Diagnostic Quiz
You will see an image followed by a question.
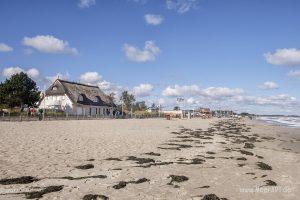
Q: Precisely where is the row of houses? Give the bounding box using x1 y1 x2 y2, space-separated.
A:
39 79 237 118
39 79 116 116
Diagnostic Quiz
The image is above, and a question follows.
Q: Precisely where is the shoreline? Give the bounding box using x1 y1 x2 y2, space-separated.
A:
0 118 299 199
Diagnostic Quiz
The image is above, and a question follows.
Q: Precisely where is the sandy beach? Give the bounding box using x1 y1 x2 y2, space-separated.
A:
0 118 299 200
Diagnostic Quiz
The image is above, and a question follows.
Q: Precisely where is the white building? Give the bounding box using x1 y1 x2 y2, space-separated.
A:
39 79 116 116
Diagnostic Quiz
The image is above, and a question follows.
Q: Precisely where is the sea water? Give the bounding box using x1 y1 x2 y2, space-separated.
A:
259 116 300 128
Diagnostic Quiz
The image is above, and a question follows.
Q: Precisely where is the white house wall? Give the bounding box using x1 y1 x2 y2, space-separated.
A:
74 106 114 116
40 94 115 116
39 94 73 112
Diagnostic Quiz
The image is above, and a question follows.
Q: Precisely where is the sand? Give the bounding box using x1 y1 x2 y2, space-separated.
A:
0 118 299 200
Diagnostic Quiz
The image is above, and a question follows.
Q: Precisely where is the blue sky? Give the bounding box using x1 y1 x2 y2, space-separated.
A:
1 0 300 115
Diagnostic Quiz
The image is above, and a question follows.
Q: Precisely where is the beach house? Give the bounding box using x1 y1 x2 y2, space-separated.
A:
39 79 116 116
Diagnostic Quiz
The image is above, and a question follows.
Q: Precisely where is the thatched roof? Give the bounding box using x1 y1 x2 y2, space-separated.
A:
45 79 115 107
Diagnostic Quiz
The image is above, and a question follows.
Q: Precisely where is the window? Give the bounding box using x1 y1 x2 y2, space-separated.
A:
52 86 57 91
78 94 84 101
94 96 101 103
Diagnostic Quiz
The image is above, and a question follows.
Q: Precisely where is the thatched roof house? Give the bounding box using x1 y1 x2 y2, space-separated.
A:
40 79 116 116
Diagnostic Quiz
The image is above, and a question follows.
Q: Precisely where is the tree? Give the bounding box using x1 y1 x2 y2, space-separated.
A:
151 103 157 109
0 83 6 109
107 92 115 103
0 72 40 109
173 106 180 111
120 91 135 112
133 101 147 111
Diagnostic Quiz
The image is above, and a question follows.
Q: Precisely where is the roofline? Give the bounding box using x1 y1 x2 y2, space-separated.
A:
56 79 99 88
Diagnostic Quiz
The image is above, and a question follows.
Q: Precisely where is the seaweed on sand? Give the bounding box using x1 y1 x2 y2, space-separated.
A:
204 156 215 159
244 143 255 149
164 143 193 149
113 181 127 189
83 194 109 200
144 152 161 156
236 157 247 161
206 151 216 154
132 178 149 184
257 162 272 170
176 136 191 139
0 176 39 185
24 185 64 199
191 158 206 164
157 146 181 151
113 178 149 189
240 150 254 156
201 194 221 200
105 157 122 161
168 175 189 185
126 156 155 164
196 185 210 189
137 161 174 168
59 175 107 180
112 168 122 170
75 164 94 170
177 158 206 165
264 180 277 186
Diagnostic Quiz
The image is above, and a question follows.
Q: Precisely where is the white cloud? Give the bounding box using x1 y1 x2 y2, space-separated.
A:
288 70 300 78
162 84 201 97
123 40 161 62
26 68 40 79
22 35 78 55
78 71 124 98
78 0 96 8
259 81 279 90
158 98 165 105
162 85 243 100
144 14 164 25
133 83 154 97
186 97 200 105
2 67 39 80
202 87 244 99
79 72 102 85
264 48 300 66
2 67 23 78
166 0 199 13
98 80 123 95
254 94 297 106
0 43 13 52
160 83 300 114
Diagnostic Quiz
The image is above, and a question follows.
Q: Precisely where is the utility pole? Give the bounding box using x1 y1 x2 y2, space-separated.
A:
43 85 46 120
158 104 161 117
121 98 124 117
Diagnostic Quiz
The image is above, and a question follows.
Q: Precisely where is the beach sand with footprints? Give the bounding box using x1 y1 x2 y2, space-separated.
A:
0 118 299 200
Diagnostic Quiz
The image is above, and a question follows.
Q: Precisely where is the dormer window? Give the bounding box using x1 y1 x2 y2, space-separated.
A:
78 94 84 102
52 86 57 91
93 96 101 103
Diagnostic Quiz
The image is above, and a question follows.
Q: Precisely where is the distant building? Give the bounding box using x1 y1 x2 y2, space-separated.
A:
39 79 116 116
194 108 212 118
213 110 236 118
161 110 183 118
